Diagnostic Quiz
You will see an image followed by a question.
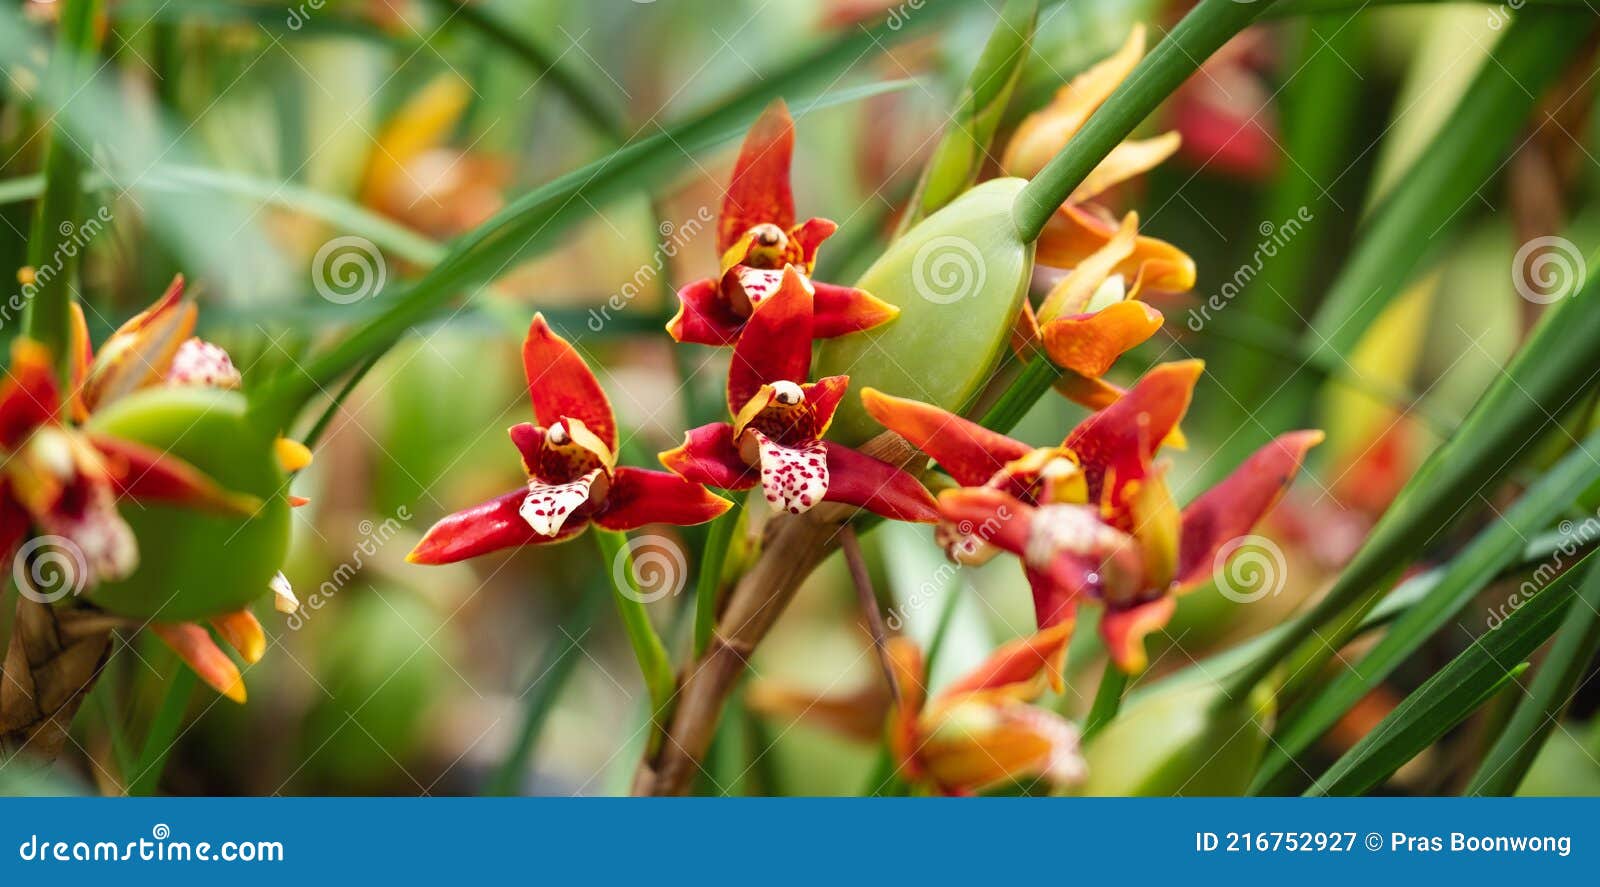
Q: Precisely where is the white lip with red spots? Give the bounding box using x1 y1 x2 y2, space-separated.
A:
1023 504 1129 572
752 430 827 515
167 338 242 390
519 468 601 536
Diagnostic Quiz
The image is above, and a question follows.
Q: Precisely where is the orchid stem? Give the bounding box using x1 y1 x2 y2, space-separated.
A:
693 502 742 659
301 354 379 450
594 529 676 737
1012 0 1279 243
978 354 1060 433
1082 664 1127 741
841 526 899 706
126 665 196 797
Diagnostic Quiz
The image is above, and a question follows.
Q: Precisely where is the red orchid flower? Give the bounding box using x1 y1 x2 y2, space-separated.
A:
864 360 1321 673
667 100 898 346
409 315 733 565
661 268 937 523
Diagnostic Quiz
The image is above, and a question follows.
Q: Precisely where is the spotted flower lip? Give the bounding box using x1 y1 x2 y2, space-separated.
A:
866 359 1321 673
408 315 732 566
666 100 899 346
661 268 937 523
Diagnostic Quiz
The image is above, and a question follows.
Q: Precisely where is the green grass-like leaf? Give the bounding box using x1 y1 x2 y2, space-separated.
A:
1305 553 1593 797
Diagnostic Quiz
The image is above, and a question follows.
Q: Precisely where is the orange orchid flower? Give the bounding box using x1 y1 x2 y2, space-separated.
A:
865 360 1321 673
661 269 937 523
667 100 899 346
409 315 733 565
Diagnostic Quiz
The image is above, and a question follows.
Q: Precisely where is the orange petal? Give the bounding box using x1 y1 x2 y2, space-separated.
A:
860 387 1033 487
917 698 1085 795
1040 300 1164 379
152 622 246 703
80 275 195 413
1037 212 1139 321
1099 595 1177 674
68 302 91 422
1054 369 1125 412
941 621 1075 699
812 282 899 338
718 100 796 255
1070 132 1182 205
1066 360 1203 503
274 437 313 472
359 75 471 209
210 609 266 665
1001 25 1146 178
523 314 617 452
746 678 893 744
1037 203 1196 295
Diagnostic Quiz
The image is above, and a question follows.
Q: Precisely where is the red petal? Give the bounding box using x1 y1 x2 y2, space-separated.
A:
1039 301 1164 379
805 375 850 436
523 314 616 451
790 217 837 269
935 487 1035 556
407 488 586 565
1066 359 1202 500
718 100 795 255
1175 430 1323 589
1028 560 1089 634
1099 595 1177 673
667 277 747 346
152 622 246 703
659 423 757 490
812 282 900 338
508 422 544 476
727 268 813 413
89 433 260 515
822 443 938 523
594 467 732 530
209 609 266 664
861 387 1033 487
0 339 60 448
0 484 29 566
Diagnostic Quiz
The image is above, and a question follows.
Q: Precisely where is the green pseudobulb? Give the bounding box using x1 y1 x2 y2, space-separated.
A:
85 387 291 621
1081 680 1275 797
816 177 1034 445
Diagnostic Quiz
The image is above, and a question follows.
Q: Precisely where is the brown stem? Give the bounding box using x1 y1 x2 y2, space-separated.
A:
633 431 919 795
840 525 899 706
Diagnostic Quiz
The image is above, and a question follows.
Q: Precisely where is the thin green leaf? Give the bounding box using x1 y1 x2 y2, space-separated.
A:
1305 554 1593 796
1304 11 1596 363
1222 242 1600 703
694 502 743 659
1467 553 1600 796
594 529 676 743
1253 427 1600 793
897 0 1036 234
127 665 197 797
1083 664 1128 740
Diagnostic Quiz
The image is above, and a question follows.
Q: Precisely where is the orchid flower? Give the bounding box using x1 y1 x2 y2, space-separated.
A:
667 100 898 346
409 315 732 565
864 360 1321 673
748 623 1085 796
57 276 310 702
661 268 937 522
1000 26 1198 409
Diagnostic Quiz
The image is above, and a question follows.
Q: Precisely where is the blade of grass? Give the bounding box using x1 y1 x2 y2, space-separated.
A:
1466 554 1600 796
20 0 102 375
126 666 196 797
1304 553 1594 796
1082 664 1128 740
1304 11 1596 366
1220 242 1600 705
1252 427 1600 793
